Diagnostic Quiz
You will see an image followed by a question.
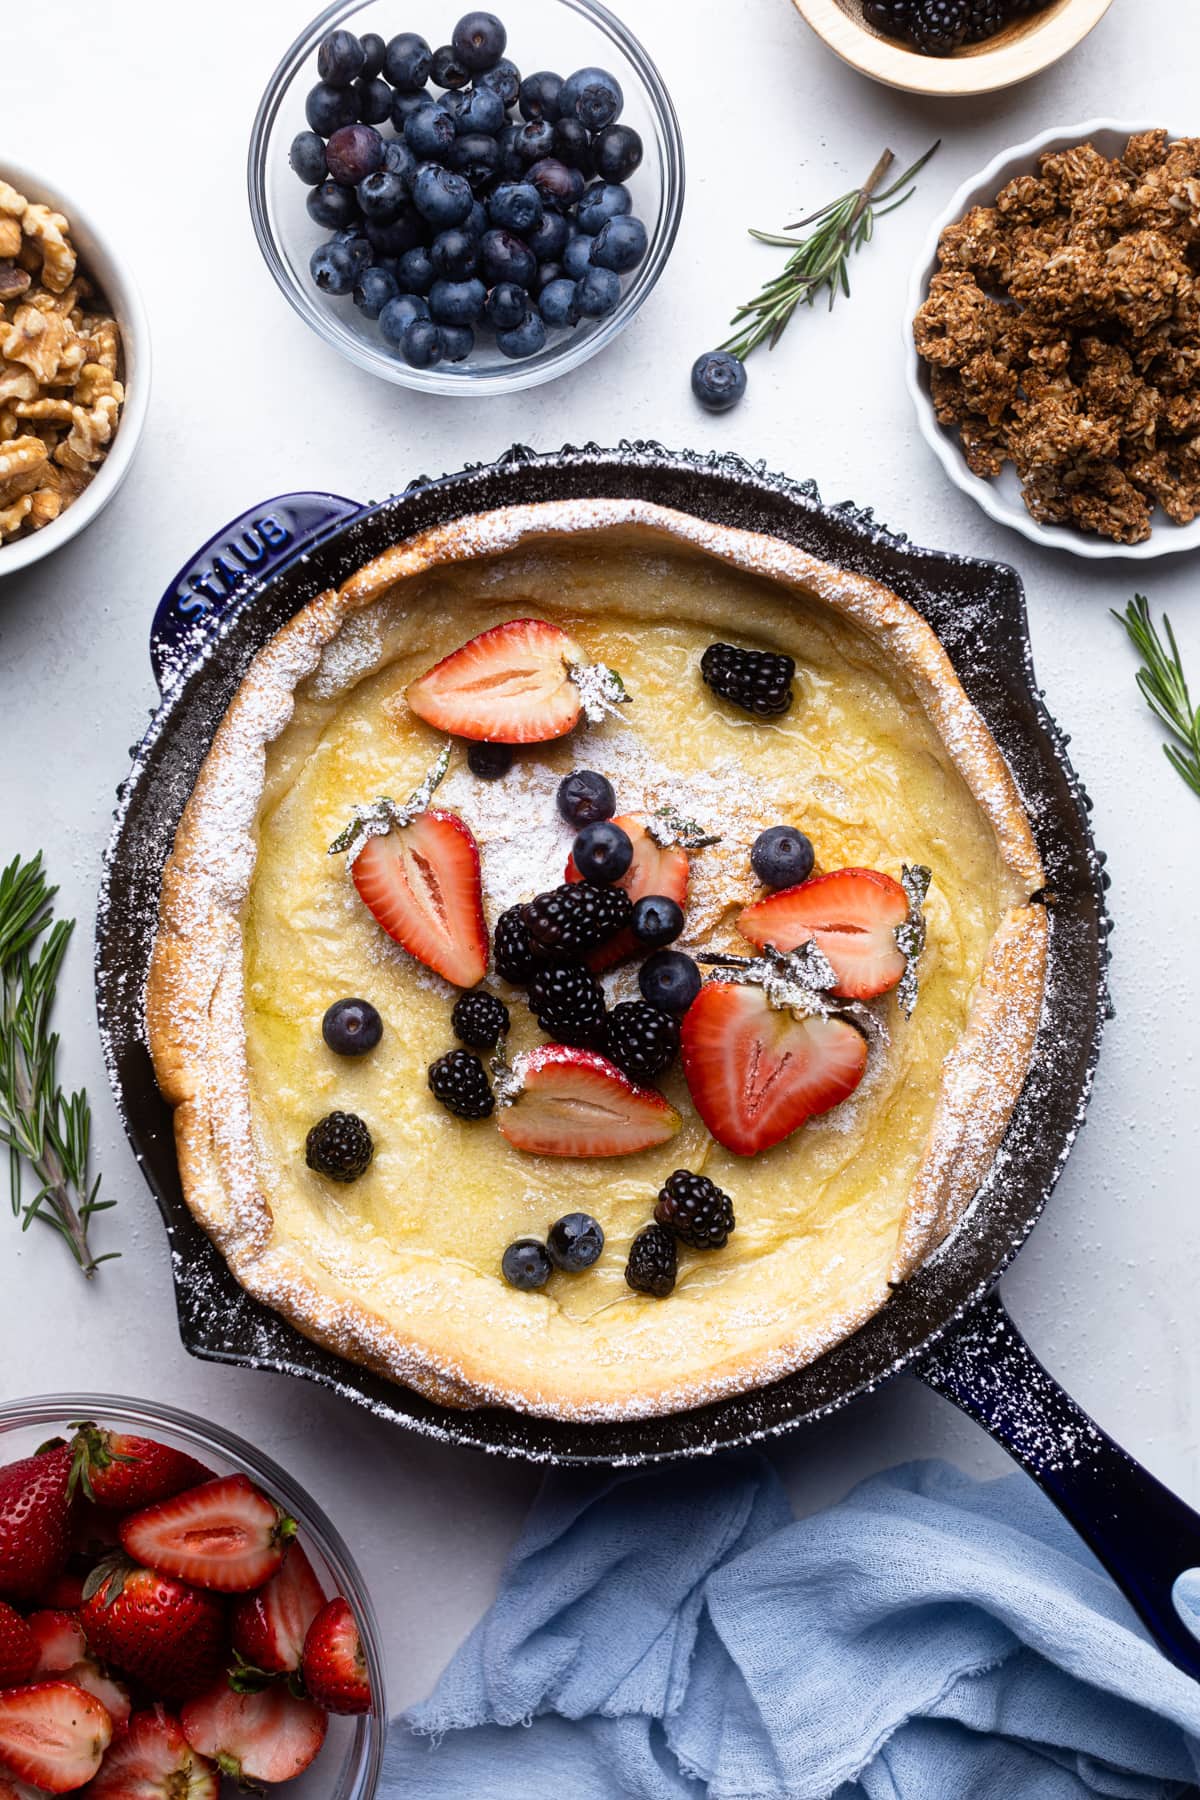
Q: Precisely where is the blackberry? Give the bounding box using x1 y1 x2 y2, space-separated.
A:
468 741 514 780
528 963 608 1048
625 1223 677 1297
526 883 632 958
605 1002 679 1085
428 1049 495 1119
654 1170 736 1250
700 643 794 718
862 0 915 37
494 905 539 984
451 989 510 1050
305 1111 373 1182
908 0 970 54
963 0 1005 39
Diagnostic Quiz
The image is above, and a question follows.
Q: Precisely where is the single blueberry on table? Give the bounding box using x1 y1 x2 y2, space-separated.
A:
354 77 393 125
309 241 359 295
591 214 647 273
488 181 543 236
431 227 479 279
325 123 384 186
360 31 386 79
458 84 505 134
501 1238 551 1291
412 162 474 227
573 821 633 884
317 29 365 87
447 131 501 189
381 138 416 183
289 130 328 186
552 116 594 174
631 895 685 949
354 265 400 319
496 312 547 359
539 276 580 327
527 157 583 210
485 281 528 331
750 826 815 889
429 276 487 324
451 11 507 74
639 950 702 1017
546 1213 604 1272
526 207 568 261
306 178 360 230
357 168 407 223
691 349 747 413
305 81 359 137
379 293 431 345
365 205 426 256
405 103 457 160
397 245 436 294
562 233 594 280
557 770 615 826
402 317 444 367
431 43 470 89
467 740 513 777
322 997 383 1055
560 66 623 131
477 57 521 108
519 69 563 122
479 228 537 290
514 119 557 165
385 31 433 92
440 323 476 362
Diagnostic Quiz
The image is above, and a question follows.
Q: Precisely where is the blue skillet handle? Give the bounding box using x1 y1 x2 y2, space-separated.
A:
918 1290 1200 1680
149 491 363 693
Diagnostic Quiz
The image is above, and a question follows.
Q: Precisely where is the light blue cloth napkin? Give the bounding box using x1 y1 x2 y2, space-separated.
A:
384 1456 1200 1799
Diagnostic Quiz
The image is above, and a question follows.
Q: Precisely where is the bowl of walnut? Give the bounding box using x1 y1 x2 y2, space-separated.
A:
907 122 1200 559
0 161 150 577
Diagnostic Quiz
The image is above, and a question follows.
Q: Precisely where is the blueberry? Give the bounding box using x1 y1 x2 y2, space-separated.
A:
357 168 407 223
552 117 594 175
405 104 456 160
489 182 543 236
447 132 502 190
573 821 633 883
562 234 593 280
432 227 478 279
354 265 400 318
310 242 359 295
379 293 431 345
691 350 747 413
546 1212 604 1272
631 895 685 948
391 89 433 129
431 43 470 89
451 11 507 73
438 87 472 129
440 323 476 362
496 123 526 180
539 276 579 327
560 66 623 131
305 81 358 137
464 199 489 239
536 261 565 291
385 31 433 92
750 827 815 889
331 228 372 276
479 228 537 290
306 179 360 230
322 996 383 1055
360 32 386 79
354 76 394 125
477 57 522 108
577 181 631 235
496 314 546 358
526 208 568 261
639 950 701 1017
318 29 365 87
485 281 528 330
382 139 416 182
557 770 615 825
575 264 622 317
402 317 444 368
501 1237 551 1290
325 123 384 186
519 70 563 122
527 158 583 210
429 276 487 324
366 207 425 256
412 163 474 228
591 214 647 273
593 123 643 185
458 85 506 134
515 119 557 165
289 130 328 185
468 740 514 777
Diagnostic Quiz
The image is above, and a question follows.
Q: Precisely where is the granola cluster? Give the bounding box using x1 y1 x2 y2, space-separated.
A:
913 131 1200 544
0 180 124 544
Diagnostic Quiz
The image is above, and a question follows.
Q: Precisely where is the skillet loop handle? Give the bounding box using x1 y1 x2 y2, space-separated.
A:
918 1290 1200 1679
148 491 362 694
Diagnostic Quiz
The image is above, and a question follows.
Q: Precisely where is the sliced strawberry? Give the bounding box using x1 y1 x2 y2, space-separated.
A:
87 1704 218 1799
681 983 868 1155
0 1603 36 1687
230 1542 325 1677
0 1681 112 1792
0 1445 74 1603
180 1683 327 1786
27 1610 87 1675
69 1426 212 1513
353 809 488 988
498 1045 681 1158
119 1476 294 1597
738 868 909 1001
406 618 586 742
301 1597 371 1717
566 817 690 970
80 1563 228 1703
62 1660 130 1738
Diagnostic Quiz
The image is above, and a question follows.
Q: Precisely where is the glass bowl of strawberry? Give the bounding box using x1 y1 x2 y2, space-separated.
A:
0 1395 385 1797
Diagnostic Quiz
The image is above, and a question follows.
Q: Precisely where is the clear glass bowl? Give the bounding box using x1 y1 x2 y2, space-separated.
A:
248 0 684 394
0 1395 386 1800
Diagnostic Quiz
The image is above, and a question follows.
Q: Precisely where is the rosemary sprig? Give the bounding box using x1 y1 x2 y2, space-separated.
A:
0 853 116 1276
1113 597 1200 799
721 141 940 362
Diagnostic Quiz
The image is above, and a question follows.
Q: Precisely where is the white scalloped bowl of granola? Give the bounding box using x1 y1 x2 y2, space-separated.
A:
905 120 1200 561
0 160 151 578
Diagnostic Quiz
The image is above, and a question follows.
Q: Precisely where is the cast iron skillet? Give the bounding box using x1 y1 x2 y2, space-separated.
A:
97 442 1200 1677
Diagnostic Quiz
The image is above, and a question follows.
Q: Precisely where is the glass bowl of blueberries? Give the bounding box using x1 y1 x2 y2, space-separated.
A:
249 1 684 392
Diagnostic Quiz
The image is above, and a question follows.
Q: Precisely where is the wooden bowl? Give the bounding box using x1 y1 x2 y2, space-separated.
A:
791 0 1114 96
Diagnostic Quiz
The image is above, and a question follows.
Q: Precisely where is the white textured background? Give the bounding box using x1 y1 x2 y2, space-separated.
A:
2 0 1199 1718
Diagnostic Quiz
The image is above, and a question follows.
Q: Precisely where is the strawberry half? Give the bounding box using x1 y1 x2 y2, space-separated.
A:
27 1610 87 1675
738 868 909 1001
68 1425 212 1513
0 1681 112 1793
80 1562 228 1703
62 1660 131 1738
498 1045 681 1158
119 1475 295 1596
407 618 614 743
87 1704 218 1799
681 983 868 1155
0 1444 74 1603
0 1601 36 1687
180 1683 327 1786
566 817 690 971
231 1542 326 1677
352 808 488 989
301 1596 372 1716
